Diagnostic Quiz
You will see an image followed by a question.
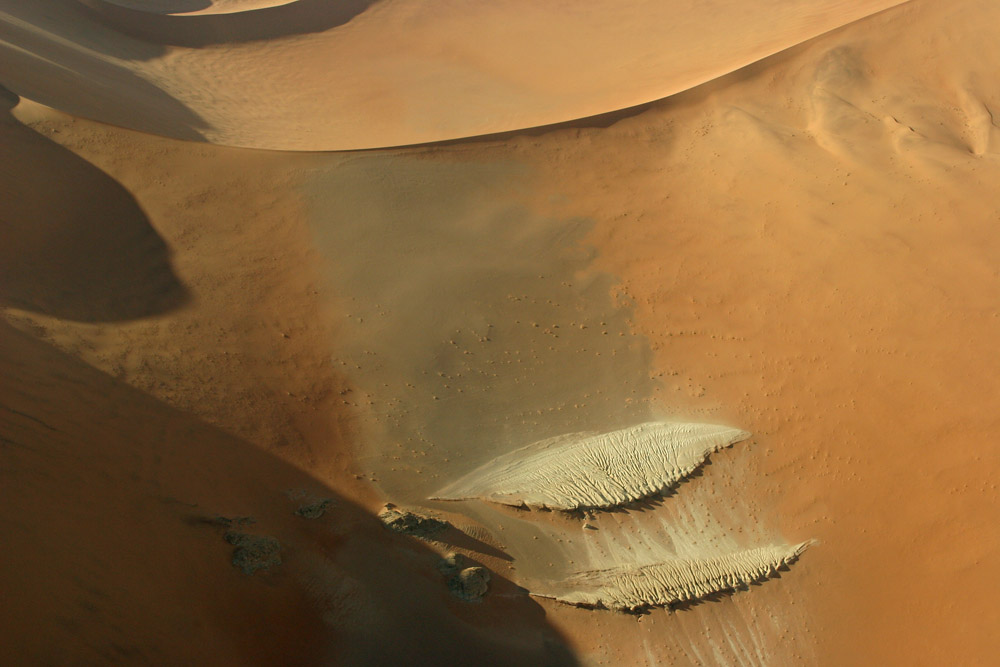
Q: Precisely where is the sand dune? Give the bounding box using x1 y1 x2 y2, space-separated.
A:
433 422 751 510
0 88 187 321
1 0 905 149
0 319 577 664
4 0 999 663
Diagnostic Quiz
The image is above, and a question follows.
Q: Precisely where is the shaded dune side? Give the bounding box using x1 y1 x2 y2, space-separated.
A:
0 0 908 149
0 92 188 321
542 542 811 612
432 422 750 510
99 0 299 15
0 320 580 665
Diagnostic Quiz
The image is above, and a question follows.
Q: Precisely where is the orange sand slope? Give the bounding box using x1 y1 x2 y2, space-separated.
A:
0 322 575 665
0 0 904 149
3 0 1000 664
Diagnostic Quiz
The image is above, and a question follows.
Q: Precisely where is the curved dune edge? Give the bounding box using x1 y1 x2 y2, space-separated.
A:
97 0 298 15
431 422 750 511
536 542 812 612
0 0 909 150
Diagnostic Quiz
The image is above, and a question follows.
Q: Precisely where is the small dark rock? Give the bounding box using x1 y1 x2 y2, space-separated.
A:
378 503 449 538
295 498 334 519
224 532 281 574
438 552 490 602
448 567 491 602
210 515 256 528
437 551 464 574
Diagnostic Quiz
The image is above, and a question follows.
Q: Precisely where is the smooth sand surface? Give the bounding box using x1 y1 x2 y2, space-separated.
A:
101 0 299 15
1 0 903 149
3 0 999 663
511 1 1000 661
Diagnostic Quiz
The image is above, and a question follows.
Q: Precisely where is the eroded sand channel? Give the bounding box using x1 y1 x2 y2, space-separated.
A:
302 151 808 617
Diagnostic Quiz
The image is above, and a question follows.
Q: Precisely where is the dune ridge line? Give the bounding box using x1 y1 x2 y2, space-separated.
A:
431 421 751 510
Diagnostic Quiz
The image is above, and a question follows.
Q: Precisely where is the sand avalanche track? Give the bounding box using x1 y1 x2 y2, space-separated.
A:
544 543 811 612
433 422 751 510
0 0 906 149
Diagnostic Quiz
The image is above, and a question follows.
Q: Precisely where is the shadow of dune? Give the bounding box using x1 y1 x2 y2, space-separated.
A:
0 1 209 140
0 321 578 664
85 0 377 46
103 0 212 13
433 524 513 562
0 97 188 321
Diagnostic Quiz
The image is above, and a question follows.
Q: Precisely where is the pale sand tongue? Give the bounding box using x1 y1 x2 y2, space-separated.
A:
432 422 750 510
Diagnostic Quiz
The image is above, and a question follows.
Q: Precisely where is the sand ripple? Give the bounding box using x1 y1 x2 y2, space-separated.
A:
432 422 750 510
0 0 906 149
545 542 811 611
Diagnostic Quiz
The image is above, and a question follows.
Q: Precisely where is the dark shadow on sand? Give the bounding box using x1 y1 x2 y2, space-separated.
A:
0 1 210 140
104 0 212 13
0 321 579 664
0 92 189 321
431 524 513 563
87 0 378 46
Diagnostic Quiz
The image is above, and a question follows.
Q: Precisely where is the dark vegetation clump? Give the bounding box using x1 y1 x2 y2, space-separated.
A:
378 503 449 538
295 498 334 519
224 531 281 574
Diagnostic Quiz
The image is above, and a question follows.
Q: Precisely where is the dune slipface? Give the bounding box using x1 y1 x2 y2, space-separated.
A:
100 1 298 14
432 422 751 510
0 0 907 149
543 542 811 612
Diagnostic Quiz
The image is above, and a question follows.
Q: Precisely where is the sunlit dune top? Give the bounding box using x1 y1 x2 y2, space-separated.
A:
0 0 908 149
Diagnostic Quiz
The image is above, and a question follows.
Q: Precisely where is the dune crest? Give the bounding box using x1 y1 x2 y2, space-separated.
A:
432 422 751 510
541 542 812 612
0 0 907 149
100 1 298 15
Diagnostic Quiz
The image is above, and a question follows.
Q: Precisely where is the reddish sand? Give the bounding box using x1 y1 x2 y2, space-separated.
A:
516 1 1000 661
0 0 903 148
3 0 999 664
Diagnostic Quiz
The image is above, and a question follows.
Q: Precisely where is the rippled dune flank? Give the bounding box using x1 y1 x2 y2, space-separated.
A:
543 543 811 612
0 0 905 148
4 0 1000 663
433 422 750 510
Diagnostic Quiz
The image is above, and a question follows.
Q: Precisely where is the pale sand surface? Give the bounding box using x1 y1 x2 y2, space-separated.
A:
432 422 751 510
3 0 1000 663
0 0 902 149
